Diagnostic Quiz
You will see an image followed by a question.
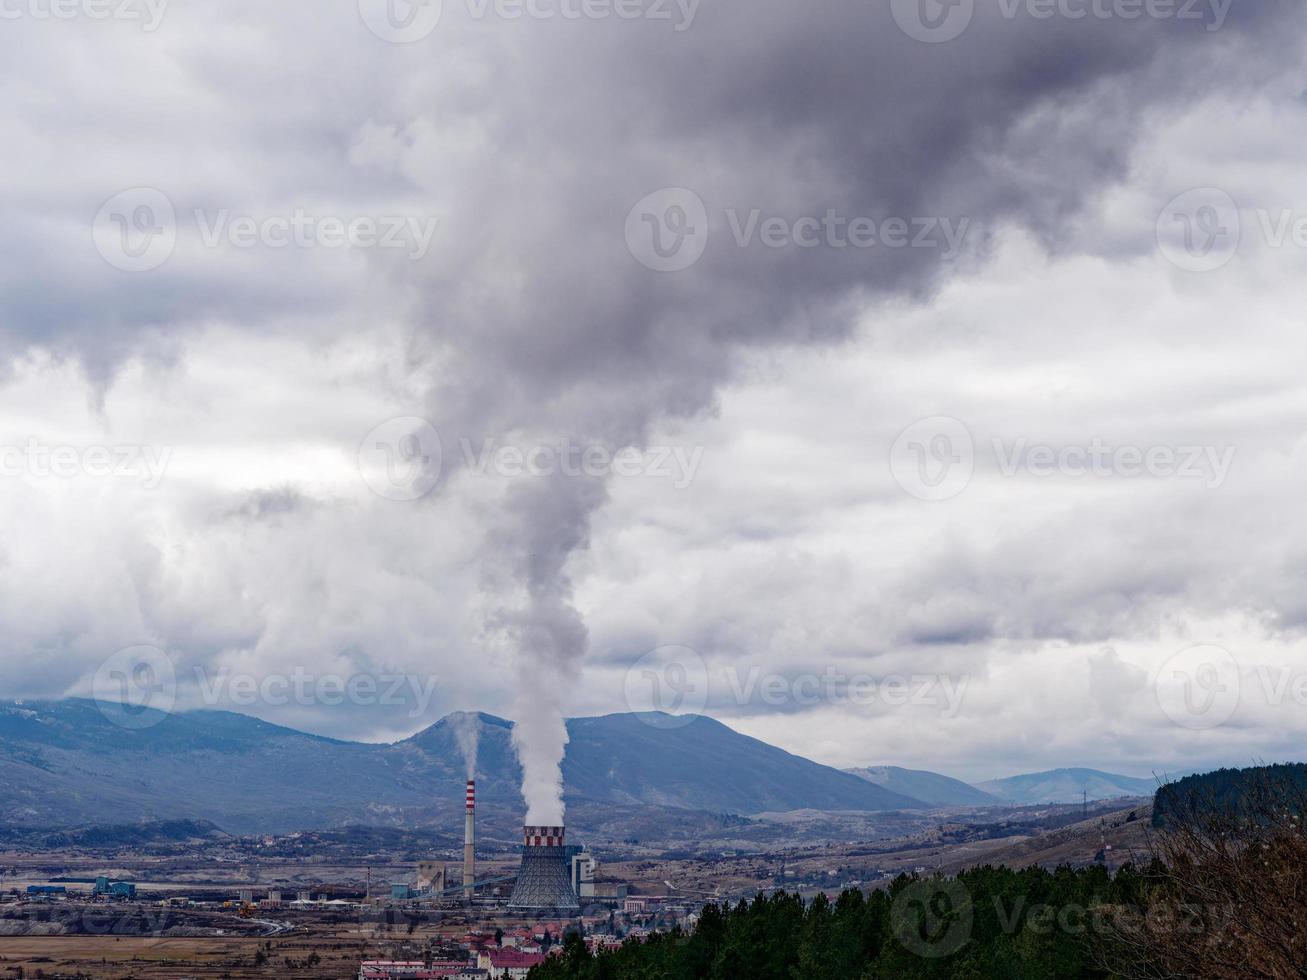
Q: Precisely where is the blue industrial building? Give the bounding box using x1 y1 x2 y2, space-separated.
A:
93 876 136 899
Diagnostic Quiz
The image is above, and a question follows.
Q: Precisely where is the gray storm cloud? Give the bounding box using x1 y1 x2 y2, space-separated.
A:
0 0 1303 787
384 1 1303 820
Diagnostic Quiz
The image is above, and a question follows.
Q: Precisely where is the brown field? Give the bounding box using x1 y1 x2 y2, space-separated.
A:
0 922 455 979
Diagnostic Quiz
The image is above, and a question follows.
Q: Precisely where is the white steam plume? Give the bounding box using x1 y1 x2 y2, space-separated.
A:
490 473 605 826
448 711 481 780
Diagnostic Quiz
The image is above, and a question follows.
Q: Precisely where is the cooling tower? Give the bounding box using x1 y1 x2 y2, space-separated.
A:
463 780 475 899
508 825 580 912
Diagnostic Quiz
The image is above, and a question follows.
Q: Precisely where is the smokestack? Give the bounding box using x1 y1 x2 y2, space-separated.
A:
463 779 475 899
508 824 580 912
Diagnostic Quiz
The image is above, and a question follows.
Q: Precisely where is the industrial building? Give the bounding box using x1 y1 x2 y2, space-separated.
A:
93 876 136 899
377 781 625 915
508 826 580 912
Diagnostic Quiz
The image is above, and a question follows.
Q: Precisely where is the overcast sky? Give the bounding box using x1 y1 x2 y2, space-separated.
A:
3 0 1307 782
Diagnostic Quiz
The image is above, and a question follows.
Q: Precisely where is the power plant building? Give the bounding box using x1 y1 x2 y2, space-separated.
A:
508 825 580 912
570 850 596 899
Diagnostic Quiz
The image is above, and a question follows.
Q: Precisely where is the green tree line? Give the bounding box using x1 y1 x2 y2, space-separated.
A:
531 862 1163 980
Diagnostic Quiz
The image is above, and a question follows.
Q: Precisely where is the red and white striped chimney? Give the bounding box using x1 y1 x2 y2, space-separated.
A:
463 780 475 898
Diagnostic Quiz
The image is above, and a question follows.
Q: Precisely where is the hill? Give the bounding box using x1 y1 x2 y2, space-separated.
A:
977 768 1158 804
845 766 999 806
937 802 1154 873
1152 762 1307 828
566 714 923 813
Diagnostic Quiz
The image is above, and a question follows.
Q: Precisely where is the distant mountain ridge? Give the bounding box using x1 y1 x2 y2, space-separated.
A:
977 768 1159 805
845 766 1001 806
0 700 922 834
0 700 1188 835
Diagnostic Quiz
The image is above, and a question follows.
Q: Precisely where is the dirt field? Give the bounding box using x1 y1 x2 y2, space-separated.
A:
0 923 444 978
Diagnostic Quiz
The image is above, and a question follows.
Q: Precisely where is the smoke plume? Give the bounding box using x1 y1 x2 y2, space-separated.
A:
402 3 1301 829
447 711 481 780
489 475 606 825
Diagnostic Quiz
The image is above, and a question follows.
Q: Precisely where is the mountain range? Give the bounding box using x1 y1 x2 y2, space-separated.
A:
0 700 1165 836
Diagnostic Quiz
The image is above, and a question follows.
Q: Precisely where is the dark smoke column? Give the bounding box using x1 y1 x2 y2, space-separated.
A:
507 825 580 912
